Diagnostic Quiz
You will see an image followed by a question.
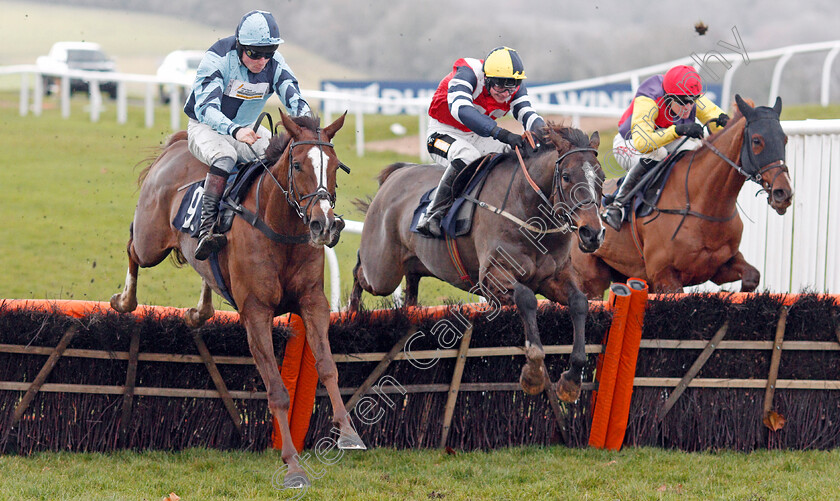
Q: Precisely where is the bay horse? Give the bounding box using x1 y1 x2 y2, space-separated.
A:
573 95 794 297
349 125 604 403
110 112 364 489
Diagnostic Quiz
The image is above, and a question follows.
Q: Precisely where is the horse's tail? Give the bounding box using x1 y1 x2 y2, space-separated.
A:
137 131 188 188
377 162 413 186
352 196 372 215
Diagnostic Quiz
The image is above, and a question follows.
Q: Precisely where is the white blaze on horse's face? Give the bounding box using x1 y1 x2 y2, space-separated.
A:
307 147 333 216
582 162 599 206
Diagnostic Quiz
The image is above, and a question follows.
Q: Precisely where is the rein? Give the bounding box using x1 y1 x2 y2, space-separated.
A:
465 135 598 235
646 117 787 240
227 123 342 245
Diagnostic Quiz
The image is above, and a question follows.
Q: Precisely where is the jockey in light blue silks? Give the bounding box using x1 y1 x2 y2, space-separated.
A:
184 10 311 260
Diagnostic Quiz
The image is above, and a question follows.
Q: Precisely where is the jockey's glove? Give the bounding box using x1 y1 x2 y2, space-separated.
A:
674 122 704 139
717 113 730 127
493 128 525 149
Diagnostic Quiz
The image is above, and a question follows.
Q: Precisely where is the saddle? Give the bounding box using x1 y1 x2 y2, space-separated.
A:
172 160 265 239
602 150 687 222
410 154 501 238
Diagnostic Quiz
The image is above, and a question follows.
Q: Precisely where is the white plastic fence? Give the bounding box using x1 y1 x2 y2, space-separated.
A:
733 119 840 294
5 39 840 161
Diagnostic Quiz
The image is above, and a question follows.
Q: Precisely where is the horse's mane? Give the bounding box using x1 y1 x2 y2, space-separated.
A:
264 114 323 165
545 122 593 151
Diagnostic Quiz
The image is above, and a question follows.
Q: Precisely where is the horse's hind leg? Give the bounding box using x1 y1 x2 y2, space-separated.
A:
185 280 215 328
348 250 365 312
513 283 547 395
110 237 139 313
403 273 421 307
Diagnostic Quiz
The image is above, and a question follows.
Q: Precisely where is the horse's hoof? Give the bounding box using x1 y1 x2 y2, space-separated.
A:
556 371 581 403
110 293 136 313
337 432 367 450
519 363 545 395
184 308 205 329
284 471 311 489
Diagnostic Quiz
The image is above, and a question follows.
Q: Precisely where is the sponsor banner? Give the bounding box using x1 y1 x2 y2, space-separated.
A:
320 80 722 115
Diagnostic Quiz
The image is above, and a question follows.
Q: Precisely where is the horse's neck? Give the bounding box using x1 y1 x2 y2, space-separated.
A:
507 152 555 209
680 120 746 213
259 165 307 233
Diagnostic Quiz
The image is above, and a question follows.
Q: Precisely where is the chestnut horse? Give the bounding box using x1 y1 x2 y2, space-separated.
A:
573 95 794 297
349 125 604 403
110 112 363 489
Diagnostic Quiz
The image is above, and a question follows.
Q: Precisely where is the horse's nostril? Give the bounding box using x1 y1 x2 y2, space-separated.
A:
773 189 788 202
310 220 322 234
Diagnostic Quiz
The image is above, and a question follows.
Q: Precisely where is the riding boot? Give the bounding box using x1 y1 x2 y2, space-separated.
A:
194 169 230 261
601 158 655 231
416 159 466 237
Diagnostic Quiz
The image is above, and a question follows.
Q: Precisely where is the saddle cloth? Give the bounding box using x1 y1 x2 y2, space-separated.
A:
172 161 264 238
409 155 500 238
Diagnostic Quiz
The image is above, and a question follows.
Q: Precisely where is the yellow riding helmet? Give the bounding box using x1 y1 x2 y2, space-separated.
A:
483 47 527 80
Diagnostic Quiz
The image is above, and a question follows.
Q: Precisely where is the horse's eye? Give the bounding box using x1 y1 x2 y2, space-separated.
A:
752 137 761 145
562 173 571 183
292 162 302 171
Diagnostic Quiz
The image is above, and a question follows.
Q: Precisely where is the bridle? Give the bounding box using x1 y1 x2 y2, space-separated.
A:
701 116 789 196
283 135 340 224
230 118 349 245
549 146 601 230
651 115 789 241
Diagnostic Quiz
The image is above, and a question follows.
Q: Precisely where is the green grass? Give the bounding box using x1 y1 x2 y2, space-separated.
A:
0 446 837 500
2 94 839 311
0 91 470 310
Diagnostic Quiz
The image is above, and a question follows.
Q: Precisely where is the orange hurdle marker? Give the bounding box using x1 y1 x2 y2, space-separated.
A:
605 278 648 450
588 283 632 449
272 314 319 453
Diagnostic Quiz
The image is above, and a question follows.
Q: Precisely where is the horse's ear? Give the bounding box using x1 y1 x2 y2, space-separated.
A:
772 96 783 115
735 94 754 120
324 111 347 140
589 131 600 150
280 110 302 137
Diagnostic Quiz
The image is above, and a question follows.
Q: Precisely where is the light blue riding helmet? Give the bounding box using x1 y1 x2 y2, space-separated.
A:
235 10 284 46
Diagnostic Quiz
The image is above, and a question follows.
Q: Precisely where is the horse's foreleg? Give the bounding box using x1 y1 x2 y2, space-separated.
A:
242 306 308 488
571 250 614 300
651 268 684 293
710 252 760 292
110 240 139 313
300 293 366 450
185 280 215 328
513 282 546 395
540 270 589 403
556 286 588 403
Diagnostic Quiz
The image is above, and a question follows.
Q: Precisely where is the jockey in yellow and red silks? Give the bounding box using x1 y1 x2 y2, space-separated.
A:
601 65 730 231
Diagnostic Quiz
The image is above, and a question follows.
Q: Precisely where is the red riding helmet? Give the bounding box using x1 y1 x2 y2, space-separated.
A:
663 65 703 97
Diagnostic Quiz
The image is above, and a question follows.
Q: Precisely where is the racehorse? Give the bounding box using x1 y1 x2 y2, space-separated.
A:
572 95 794 297
110 112 364 488
349 125 604 402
